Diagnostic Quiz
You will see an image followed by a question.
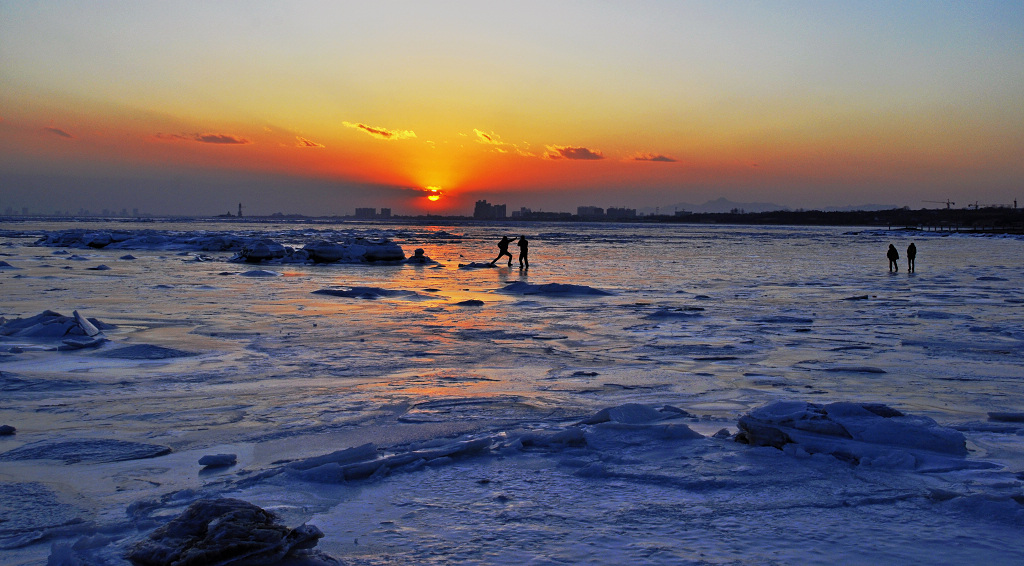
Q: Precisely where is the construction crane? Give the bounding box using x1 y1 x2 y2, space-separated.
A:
923 199 955 209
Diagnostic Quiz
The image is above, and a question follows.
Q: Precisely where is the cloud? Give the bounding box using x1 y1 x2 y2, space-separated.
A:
473 129 536 157
631 152 677 163
296 136 325 148
544 145 604 160
154 132 250 144
195 133 250 144
343 121 416 140
44 127 74 139
474 129 501 144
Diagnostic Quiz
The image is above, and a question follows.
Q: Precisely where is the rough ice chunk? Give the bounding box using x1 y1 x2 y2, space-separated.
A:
736 401 986 471
126 498 330 566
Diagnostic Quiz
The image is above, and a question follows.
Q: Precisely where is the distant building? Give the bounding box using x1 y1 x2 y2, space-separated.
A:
606 207 637 219
380 208 391 219
354 207 377 219
511 207 532 218
577 206 604 218
474 200 506 220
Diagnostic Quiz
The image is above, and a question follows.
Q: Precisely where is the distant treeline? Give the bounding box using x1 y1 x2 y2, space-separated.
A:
658 207 1024 233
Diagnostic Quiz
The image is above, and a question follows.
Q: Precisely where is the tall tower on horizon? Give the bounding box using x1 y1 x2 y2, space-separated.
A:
238 202 243 218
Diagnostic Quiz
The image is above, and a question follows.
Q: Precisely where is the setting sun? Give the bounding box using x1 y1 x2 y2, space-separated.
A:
426 187 442 202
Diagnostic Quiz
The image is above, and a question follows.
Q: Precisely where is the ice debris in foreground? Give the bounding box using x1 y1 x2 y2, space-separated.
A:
0 310 111 350
126 498 335 566
735 400 996 472
33 229 410 264
241 403 698 486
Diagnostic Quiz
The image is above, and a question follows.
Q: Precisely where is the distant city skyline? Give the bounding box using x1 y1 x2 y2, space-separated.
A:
2 2 1022 217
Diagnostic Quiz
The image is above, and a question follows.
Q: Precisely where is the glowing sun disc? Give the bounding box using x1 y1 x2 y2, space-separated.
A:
426 187 442 201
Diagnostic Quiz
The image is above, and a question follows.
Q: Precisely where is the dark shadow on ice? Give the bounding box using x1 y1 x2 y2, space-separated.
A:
312 287 420 300
499 281 613 296
96 344 198 360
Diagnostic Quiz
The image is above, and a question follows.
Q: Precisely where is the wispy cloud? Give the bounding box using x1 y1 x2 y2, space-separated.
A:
296 136 325 148
44 127 74 139
343 121 416 140
473 129 535 157
544 145 604 160
195 133 249 144
631 152 677 163
154 132 250 144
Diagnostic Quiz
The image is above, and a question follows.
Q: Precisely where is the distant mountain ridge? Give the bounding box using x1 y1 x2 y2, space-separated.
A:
641 198 900 215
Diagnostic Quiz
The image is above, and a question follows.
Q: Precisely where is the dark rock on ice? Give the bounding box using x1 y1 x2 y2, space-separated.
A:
404 248 437 264
735 401 987 471
239 269 281 277
120 254 137 260
0 438 171 464
500 281 613 296
457 262 497 269
199 453 237 468
0 425 14 435
0 260 18 269
455 299 485 306
127 498 331 566
97 344 197 360
87 264 111 270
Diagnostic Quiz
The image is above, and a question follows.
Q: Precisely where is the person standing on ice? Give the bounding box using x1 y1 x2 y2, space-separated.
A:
490 236 514 266
887 244 900 272
906 242 917 273
517 235 529 269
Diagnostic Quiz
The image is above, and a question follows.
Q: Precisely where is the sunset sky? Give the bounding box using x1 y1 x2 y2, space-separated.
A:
2 1 1022 216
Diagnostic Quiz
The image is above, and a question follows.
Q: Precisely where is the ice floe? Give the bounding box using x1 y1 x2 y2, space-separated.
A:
735 401 995 471
0 439 171 464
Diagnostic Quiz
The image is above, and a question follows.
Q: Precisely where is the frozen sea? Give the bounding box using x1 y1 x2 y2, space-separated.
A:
1 219 1024 565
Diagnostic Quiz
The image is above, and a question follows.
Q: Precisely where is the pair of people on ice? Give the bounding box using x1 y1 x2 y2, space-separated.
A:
490 236 528 269
887 242 916 272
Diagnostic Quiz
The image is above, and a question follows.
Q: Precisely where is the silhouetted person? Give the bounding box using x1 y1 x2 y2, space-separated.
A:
906 242 916 273
490 236 513 266
887 244 899 272
517 235 529 269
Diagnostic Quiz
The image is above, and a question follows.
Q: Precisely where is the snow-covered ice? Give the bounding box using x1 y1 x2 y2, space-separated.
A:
1 220 1024 564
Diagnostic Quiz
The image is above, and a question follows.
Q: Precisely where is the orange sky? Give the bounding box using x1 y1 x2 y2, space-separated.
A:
2 2 1022 216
